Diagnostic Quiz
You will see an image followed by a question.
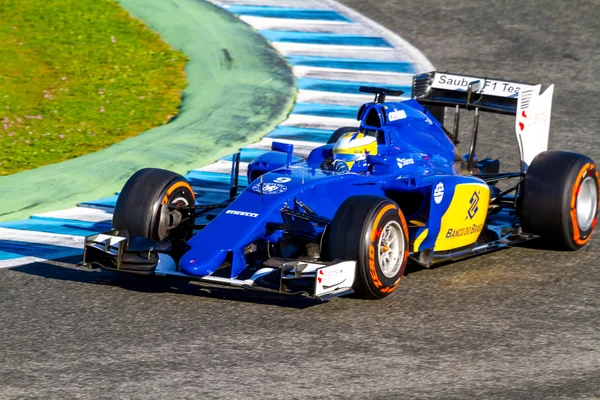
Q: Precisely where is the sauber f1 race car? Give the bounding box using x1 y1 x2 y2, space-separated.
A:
83 71 599 300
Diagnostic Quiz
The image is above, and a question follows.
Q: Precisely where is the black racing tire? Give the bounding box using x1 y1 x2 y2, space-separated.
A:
327 126 359 144
113 168 195 240
520 150 599 250
328 196 409 299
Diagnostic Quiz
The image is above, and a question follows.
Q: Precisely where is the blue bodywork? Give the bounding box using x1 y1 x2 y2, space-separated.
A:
178 98 505 278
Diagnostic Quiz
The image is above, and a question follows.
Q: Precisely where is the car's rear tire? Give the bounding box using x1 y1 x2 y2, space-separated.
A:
328 196 409 299
520 150 599 250
327 126 359 144
113 168 195 240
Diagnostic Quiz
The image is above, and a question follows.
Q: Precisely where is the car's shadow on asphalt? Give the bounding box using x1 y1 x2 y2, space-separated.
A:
401 237 570 275
10 257 322 309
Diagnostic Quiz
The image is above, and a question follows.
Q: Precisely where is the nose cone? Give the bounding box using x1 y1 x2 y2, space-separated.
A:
179 247 228 277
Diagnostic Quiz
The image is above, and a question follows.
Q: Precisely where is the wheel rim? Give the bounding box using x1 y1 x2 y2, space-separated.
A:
150 185 194 240
378 220 404 278
576 176 598 232
170 196 190 206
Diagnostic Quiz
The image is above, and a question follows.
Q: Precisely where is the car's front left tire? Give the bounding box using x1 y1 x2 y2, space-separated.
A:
113 168 195 241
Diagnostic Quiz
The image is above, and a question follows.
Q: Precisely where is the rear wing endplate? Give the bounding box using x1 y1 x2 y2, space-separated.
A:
412 71 554 170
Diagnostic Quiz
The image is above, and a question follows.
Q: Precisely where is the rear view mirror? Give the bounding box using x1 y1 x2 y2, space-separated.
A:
271 141 294 167
271 141 293 154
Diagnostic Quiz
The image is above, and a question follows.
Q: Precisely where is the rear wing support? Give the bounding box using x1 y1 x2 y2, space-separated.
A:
412 71 554 171
466 108 480 172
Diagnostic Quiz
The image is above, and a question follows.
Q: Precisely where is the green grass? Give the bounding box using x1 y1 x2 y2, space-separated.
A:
0 0 187 176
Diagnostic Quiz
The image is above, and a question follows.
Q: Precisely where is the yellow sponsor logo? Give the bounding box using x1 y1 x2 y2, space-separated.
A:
435 183 489 251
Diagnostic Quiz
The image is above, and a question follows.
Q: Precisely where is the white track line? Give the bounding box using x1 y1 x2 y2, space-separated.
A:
0 228 84 248
200 161 250 175
76 204 116 213
0 256 53 269
293 66 413 85
239 16 369 34
216 0 330 9
279 114 358 131
296 89 407 106
0 255 81 269
272 42 411 61
323 0 435 71
33 207 113 223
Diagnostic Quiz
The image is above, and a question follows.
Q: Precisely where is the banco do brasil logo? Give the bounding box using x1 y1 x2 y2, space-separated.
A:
467 191 479 219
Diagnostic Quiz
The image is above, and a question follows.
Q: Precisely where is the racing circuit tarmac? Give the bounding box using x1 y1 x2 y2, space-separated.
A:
1 0 599 398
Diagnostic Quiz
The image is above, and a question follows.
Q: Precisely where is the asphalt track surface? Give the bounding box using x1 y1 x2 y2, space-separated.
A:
1 1 599 398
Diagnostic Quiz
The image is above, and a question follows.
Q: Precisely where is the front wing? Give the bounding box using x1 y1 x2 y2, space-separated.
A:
83 230 356 300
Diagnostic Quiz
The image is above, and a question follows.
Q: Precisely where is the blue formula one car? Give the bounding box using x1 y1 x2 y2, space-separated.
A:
83 71 599 300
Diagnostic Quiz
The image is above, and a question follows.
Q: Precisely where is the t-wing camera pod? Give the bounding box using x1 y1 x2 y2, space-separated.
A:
359 86 405 104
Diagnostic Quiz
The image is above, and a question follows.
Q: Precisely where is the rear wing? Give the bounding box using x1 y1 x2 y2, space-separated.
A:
412 71 554 170
412 71 539 115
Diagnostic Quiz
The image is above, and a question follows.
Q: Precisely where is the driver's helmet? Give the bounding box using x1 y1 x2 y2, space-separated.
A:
332 131 378 171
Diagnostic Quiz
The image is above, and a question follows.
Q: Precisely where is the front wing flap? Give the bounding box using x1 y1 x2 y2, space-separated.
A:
83 230 168 275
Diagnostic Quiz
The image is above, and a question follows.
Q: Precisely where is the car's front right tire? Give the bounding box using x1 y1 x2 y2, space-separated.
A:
328 196 409 299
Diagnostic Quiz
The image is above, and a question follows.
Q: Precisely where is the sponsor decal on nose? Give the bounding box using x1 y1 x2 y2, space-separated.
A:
225 210 259 218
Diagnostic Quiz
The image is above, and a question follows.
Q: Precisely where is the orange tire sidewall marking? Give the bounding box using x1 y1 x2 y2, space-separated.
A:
370 204 396 242
368 204 408 293
368 244 383 289
162 181 195 205
570 163 596 245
